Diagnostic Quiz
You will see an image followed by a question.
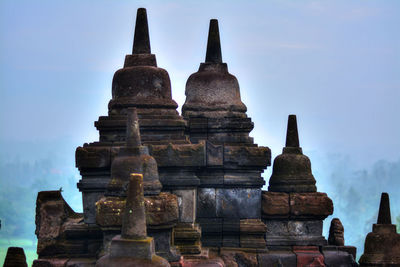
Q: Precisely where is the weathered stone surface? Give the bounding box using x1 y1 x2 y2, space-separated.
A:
4 247 28 267
328 218 344 246
96 192 178 227
35 191 101 258
148 143 206 167
293 246 325 267
257 247 297 267
216 188 261 219
206 141 223 166
240 219 267 233
173 223 202 255
146 193 179 226
239 219 267 248
33 258 69 267
224 145 271 168
264 220 327 246
172 189 196 223
110 236 155 259
96 255 170 267
65 258 97 267
321 246 358 267
289 192 333 219
76 146 112 169
222 219 240 247
149 229 180 262
262 191 290 218
180 258 224 267
220 249 258 267
197 188 217 218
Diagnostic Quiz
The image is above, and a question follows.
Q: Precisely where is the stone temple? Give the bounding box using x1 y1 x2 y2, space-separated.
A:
5 7 398 267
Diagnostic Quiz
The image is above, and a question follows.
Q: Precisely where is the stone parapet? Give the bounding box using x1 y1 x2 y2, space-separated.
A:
262 191 333 220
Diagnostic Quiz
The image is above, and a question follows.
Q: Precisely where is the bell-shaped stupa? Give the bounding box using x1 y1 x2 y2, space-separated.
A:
359 192 400 266
268 115 317 192
182 19 247 119
108 8 177 115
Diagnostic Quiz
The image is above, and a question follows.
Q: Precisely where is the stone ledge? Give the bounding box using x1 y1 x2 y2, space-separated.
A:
262 191 333 219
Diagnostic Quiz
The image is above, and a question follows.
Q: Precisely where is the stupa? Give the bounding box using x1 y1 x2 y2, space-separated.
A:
96 174 170 267
260 115 357 266
183 18 270 248
359 193 400 267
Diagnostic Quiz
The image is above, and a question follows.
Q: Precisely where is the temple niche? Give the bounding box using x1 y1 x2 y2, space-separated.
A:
9 6 395 267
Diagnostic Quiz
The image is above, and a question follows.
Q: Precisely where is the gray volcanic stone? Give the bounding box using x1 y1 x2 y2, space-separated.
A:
257 247 296 267
322 246 358 267
264 220 327 246
216 188 261 219
197 188 217 218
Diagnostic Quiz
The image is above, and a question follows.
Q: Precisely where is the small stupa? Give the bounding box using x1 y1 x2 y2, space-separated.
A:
268 115 316 192
96 174 170 267
359 192 400 266
105 108 161 196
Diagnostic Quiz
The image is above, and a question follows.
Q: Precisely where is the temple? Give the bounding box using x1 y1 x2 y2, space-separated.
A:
6 7 395 267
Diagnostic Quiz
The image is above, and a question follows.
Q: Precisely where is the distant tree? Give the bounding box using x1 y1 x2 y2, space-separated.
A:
397 215 400 233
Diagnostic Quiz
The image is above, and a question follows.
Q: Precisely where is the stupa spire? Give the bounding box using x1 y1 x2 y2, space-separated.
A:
126 108 141 148
132 8 151 54
377 192 391 224
205 19 222 63
285 115 300 147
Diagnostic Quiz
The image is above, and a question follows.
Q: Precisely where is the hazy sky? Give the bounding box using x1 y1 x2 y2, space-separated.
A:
1 0 399 166
0 1 399 263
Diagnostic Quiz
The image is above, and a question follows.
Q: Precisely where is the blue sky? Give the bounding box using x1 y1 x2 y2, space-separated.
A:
0 0 399 264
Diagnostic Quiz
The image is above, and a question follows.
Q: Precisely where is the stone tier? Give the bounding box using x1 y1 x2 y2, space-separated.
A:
95 112 189 145
173 223 202 255
76 141 269 224
186 116 255 145
239 219 267 249
262 191 333 246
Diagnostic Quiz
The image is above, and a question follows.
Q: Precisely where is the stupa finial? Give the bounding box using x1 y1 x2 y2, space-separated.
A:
377 192 391 224
205 19 222 63
132 8 151 54
126 108 141 148
285 115 300 148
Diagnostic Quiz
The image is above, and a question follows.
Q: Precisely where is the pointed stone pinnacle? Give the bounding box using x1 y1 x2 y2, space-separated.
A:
126 108 141 148
132 8 151 54
285 115 300 147
377 192 392 224
205 19 222 63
